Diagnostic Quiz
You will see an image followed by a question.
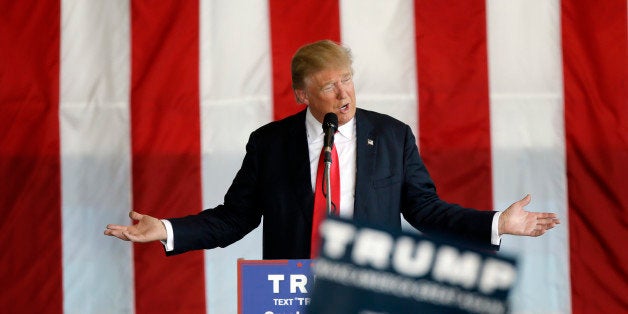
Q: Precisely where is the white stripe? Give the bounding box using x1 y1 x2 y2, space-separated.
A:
200 0 271 312
340 0 419 137
486 0 570 313
340 0 419 233
60 1 134 313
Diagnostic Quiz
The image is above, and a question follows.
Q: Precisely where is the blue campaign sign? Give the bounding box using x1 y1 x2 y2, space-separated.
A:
308 217 518 314
238 259 313 314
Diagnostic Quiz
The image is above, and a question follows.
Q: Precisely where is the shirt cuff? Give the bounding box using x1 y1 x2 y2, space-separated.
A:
491 211 502 246
160 219 174 251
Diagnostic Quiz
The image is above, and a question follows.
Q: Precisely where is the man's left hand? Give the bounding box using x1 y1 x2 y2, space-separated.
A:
499 194 560 236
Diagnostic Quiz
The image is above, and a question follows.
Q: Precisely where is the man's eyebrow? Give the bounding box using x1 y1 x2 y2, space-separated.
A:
321 73 352 86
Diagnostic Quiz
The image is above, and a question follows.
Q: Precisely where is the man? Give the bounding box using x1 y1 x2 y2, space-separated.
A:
105 40 559 259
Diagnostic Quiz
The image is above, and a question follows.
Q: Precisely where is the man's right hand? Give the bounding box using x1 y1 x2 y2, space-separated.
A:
104 211 167 242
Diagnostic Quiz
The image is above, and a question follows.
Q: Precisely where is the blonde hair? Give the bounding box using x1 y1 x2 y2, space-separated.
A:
291 40 353 90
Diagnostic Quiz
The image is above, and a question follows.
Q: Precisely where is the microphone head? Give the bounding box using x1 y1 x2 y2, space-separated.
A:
322 112 338 133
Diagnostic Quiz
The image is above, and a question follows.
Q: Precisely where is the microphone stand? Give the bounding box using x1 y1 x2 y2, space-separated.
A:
321 112 338 216
323 150 333 215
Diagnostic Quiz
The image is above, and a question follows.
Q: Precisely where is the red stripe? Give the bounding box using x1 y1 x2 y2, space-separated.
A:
562 0 628 312
0 1 63 313
269 0 341 121
130 2 205 313
414 0 493 210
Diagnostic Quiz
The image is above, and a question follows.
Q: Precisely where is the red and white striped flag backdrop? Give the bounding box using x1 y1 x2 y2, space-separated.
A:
1 0 626 313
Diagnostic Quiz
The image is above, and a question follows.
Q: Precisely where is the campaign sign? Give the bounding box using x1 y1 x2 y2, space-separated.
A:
238 259 313 314
308 217 518 314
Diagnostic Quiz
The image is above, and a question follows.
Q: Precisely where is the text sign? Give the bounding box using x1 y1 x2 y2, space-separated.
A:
308 217 518 314
238 259 313 314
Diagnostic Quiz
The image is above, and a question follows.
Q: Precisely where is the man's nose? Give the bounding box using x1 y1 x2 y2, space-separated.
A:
335 83 349 99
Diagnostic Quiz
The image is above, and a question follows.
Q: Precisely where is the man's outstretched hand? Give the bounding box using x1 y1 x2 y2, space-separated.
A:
104 211 167 242
499 194 560 236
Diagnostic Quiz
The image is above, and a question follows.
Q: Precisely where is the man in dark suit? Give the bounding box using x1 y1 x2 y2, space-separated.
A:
105 40 559 259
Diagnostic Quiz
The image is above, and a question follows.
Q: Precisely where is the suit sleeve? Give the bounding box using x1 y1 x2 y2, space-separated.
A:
165 132 264 256
399 124 497 249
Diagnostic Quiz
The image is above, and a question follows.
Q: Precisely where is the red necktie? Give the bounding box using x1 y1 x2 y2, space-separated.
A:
310 143 340 258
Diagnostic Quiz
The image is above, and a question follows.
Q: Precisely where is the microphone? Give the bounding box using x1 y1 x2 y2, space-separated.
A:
322 113 338 162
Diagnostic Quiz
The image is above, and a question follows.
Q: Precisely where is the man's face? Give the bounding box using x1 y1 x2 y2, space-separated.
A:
295 67 357 126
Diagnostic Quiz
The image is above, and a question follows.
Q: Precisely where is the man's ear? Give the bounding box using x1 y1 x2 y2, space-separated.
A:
294 89 308 105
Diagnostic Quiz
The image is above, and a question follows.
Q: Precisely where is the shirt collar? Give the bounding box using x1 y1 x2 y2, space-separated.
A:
305 107 355 143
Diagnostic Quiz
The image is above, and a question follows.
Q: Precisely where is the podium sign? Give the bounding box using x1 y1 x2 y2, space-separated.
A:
308 217 518 314
237 218 517 314
237 259 313 314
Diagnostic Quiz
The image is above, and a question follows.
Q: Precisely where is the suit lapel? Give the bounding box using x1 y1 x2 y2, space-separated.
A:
354 109 377 221
287 109 378 224
286 110 315 224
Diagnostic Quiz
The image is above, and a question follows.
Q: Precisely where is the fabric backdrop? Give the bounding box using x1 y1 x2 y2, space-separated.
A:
1 0 626 313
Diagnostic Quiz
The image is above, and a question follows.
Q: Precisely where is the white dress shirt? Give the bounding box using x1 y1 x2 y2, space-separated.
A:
305 107 356 218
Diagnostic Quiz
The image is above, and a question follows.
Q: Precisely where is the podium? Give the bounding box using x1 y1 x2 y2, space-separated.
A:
238 217 517 314
238 259 313 313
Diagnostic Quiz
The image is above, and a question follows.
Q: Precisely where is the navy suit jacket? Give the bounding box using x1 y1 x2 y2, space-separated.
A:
167 108 496 259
